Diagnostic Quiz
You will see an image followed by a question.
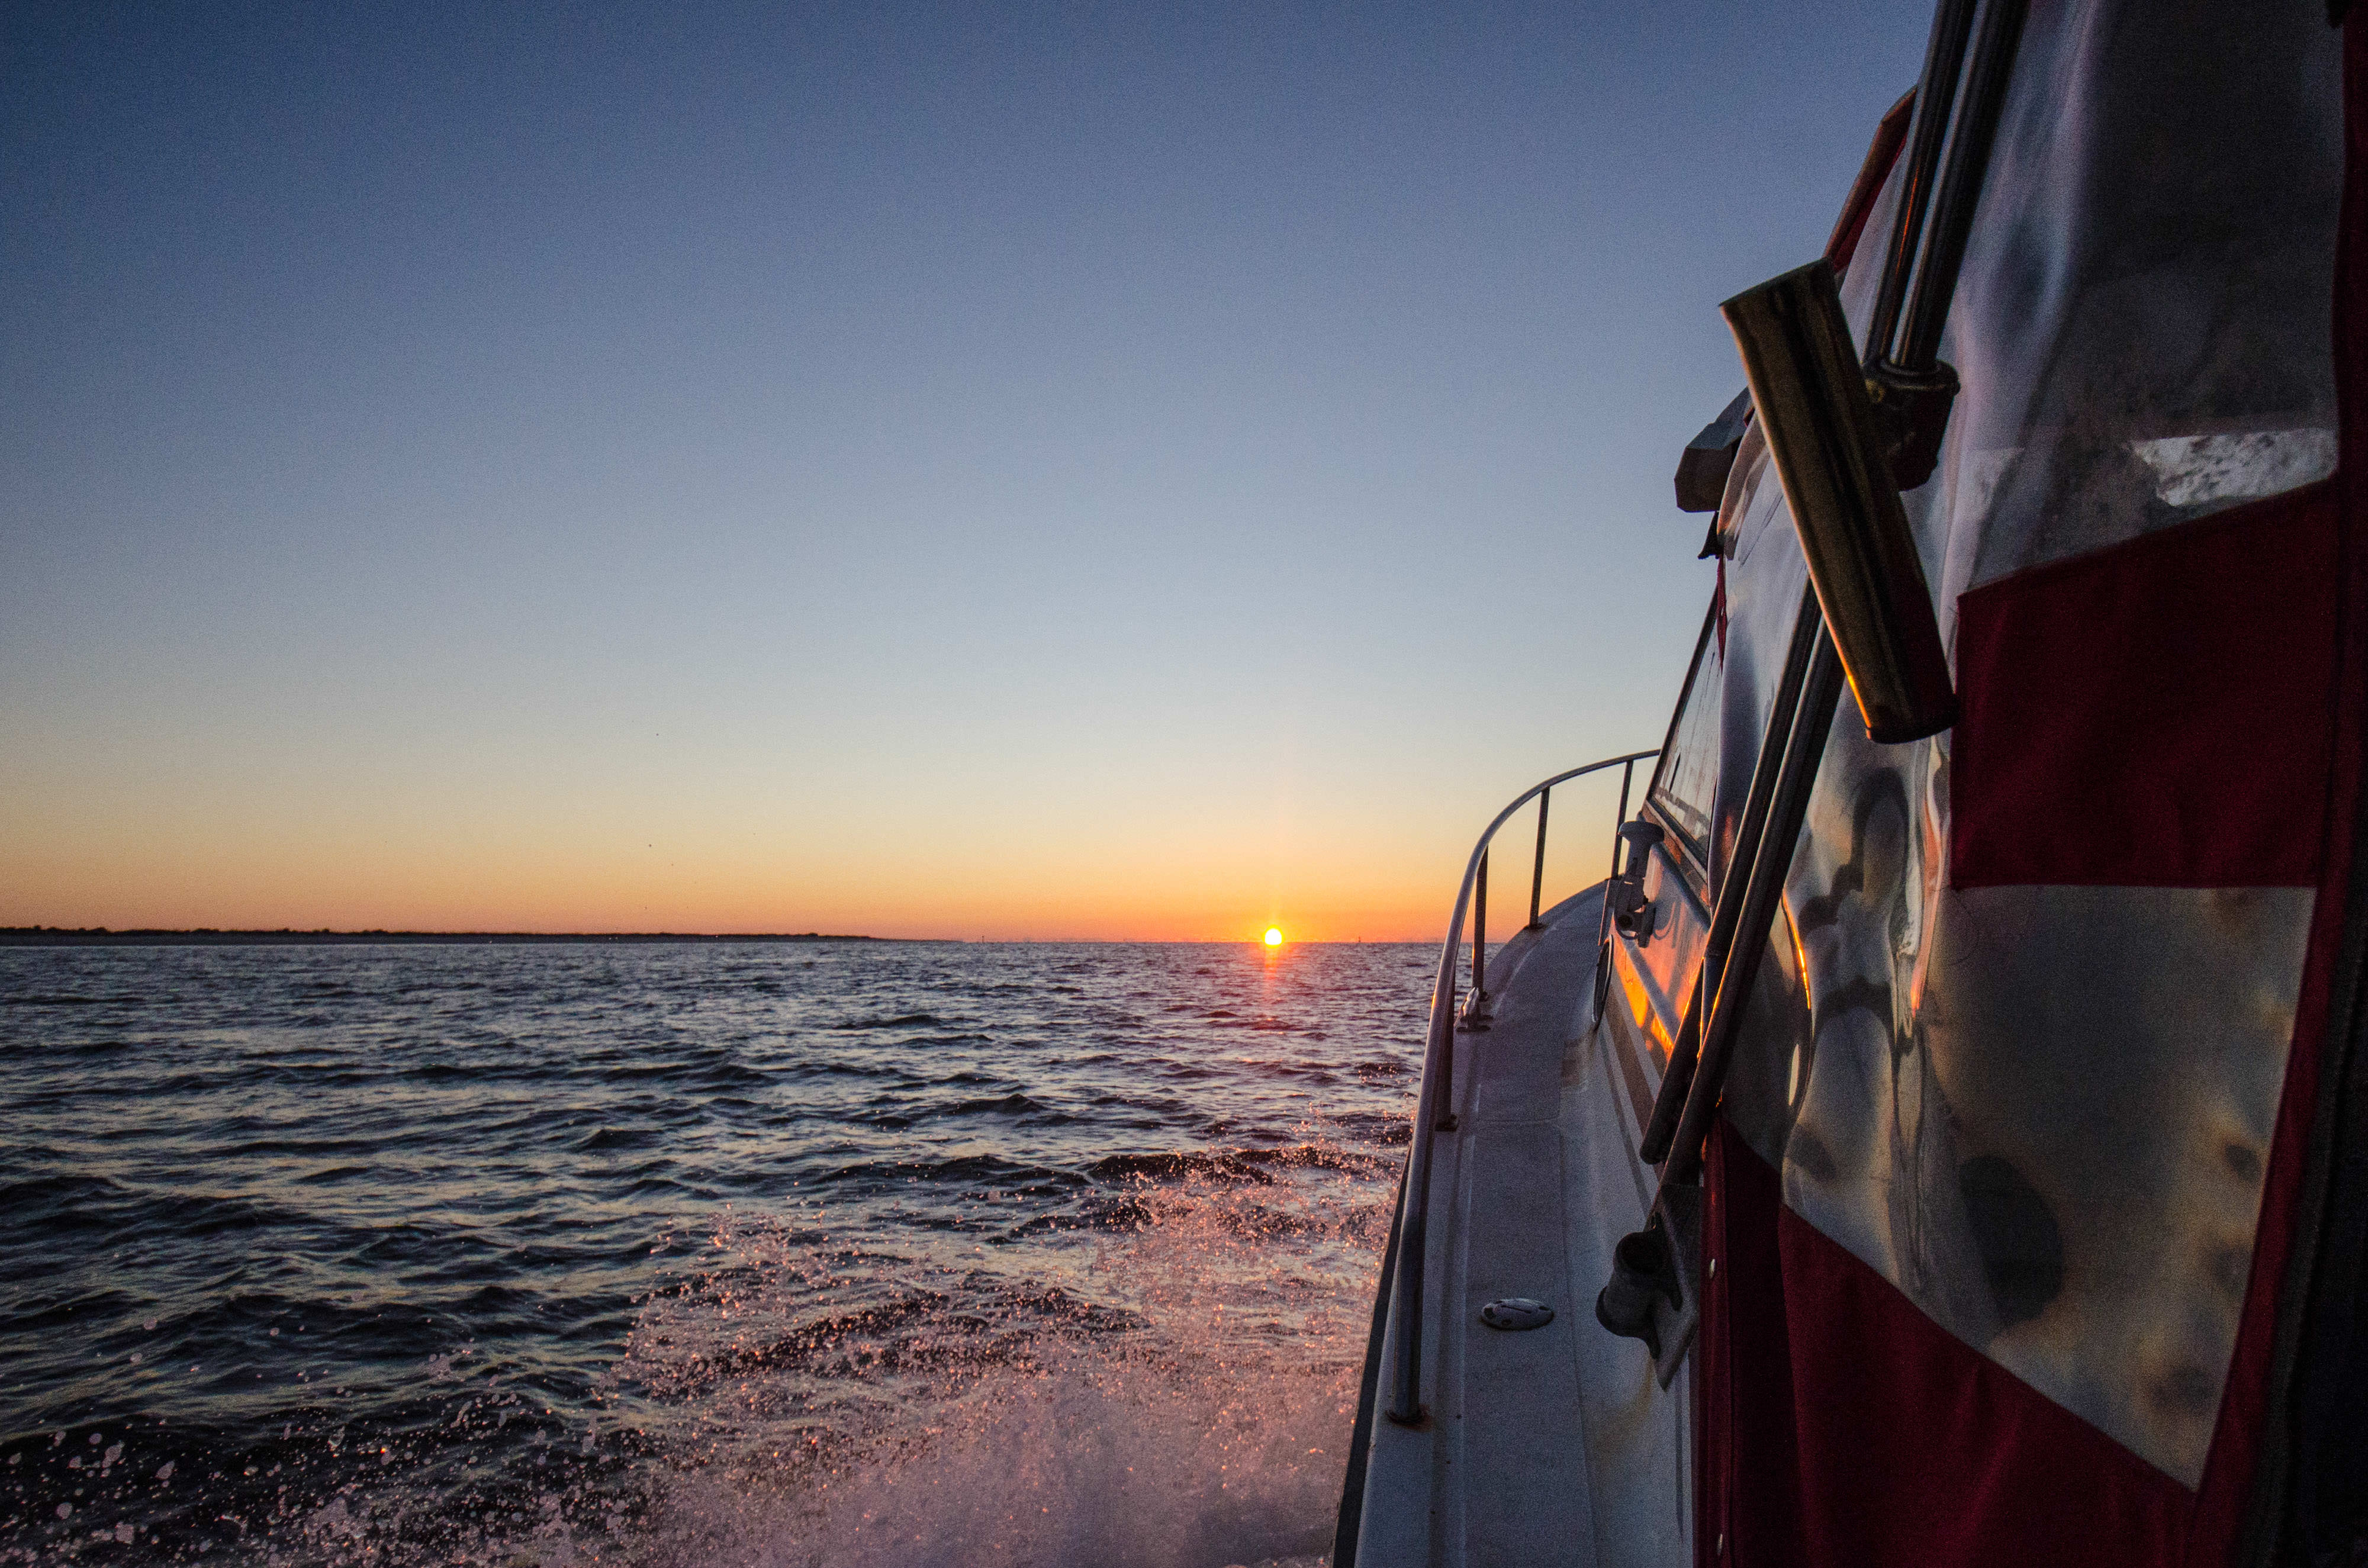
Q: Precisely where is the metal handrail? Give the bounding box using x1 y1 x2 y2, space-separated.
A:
1384 746 1660 1426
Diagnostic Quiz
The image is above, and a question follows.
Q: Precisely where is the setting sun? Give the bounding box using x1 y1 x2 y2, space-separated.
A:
1263 927 1284 946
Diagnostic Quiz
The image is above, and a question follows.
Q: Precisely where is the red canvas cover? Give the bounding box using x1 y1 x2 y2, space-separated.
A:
1951 482 2340 891
1700 445 2364 1568
1693 7 2367 1564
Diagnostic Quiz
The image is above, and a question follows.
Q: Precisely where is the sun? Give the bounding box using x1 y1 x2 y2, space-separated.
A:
1263 927 1284 947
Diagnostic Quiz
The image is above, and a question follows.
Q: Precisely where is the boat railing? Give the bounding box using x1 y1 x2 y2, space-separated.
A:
1384 746 1661 1425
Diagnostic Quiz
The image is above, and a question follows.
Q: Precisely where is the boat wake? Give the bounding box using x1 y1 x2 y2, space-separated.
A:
601 1163 1373 1568
211 1156 1382 1567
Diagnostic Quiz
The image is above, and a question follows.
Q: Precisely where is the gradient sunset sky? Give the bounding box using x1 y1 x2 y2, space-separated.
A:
2 1 1928 941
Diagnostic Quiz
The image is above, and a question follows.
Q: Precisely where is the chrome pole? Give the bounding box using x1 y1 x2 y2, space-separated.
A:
1896 0 2030 372
1527 787 1551 929
1864 0 1978 364
1664 630 1847 1183
1639 582 1821 1163
1471 851 1488 1003
1613 760 1636 873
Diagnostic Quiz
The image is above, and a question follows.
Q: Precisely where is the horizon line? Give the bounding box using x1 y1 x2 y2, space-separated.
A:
0 926 1446 947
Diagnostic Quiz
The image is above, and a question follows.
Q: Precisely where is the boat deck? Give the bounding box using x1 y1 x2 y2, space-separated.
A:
1347 885 1691 1568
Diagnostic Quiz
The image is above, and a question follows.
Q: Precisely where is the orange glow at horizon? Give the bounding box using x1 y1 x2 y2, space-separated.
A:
0 737 1653 942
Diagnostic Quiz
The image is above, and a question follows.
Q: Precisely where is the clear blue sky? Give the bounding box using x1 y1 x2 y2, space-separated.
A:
1 1 1929 938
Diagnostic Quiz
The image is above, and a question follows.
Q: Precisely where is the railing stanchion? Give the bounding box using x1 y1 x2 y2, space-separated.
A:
1613 759 1637 874
1432 1051 1455 1137
1527 787 1551 929
1472 852 1488 1002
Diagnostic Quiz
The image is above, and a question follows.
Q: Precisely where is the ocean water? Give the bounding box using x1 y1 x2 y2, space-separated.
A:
0 940 1441 1566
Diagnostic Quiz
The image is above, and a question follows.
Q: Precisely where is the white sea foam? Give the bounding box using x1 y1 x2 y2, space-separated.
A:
597 1161 1379 1568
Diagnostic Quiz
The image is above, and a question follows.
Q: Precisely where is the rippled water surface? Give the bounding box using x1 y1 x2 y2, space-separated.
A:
0 941 1437 1565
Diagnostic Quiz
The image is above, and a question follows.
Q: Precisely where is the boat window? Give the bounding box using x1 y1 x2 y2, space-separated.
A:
1646 603 1721 879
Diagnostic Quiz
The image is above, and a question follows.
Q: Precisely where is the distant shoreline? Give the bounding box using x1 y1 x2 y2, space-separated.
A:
0 928 887 948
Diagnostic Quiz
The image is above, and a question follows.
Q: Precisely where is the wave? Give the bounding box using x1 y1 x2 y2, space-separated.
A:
1085 1142 1394 1189
819 1154 1086 1192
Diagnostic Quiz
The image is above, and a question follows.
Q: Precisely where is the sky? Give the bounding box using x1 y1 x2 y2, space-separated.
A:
1 1 1931 941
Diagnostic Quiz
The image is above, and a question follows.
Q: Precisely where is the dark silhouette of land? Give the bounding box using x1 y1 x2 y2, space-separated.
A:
0 928 883 947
